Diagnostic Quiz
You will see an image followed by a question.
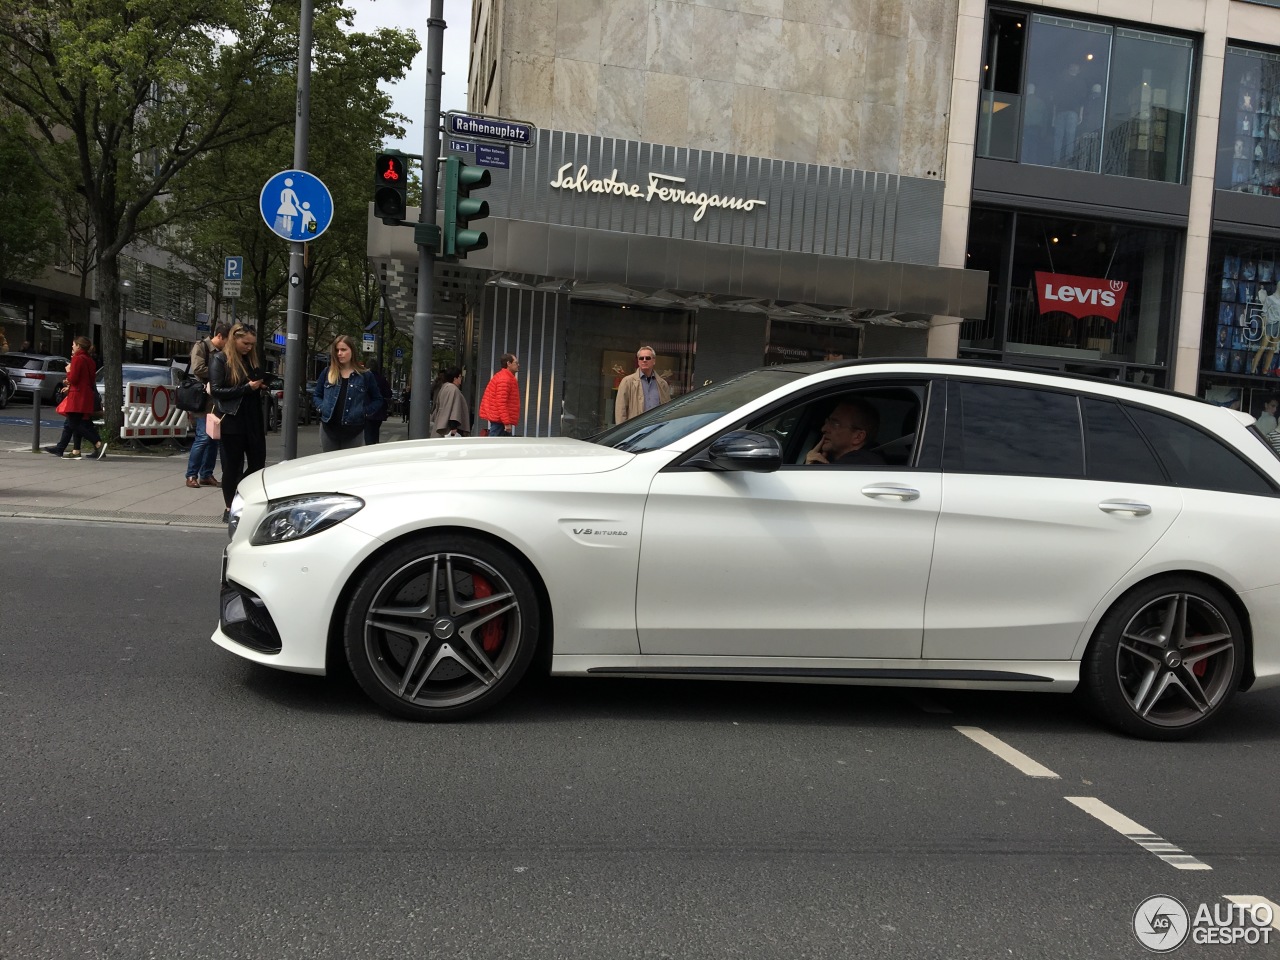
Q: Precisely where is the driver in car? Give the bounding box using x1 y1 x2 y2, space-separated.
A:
805 398 886 466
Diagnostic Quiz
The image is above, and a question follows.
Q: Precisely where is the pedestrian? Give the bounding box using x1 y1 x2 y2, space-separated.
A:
477 352 520 436
429 367 470 436
614 345 671 423
183 321 229 489
364 359 392 445
311 334 383 453
44 336 107 460
400 382 411 422
210 322 267 524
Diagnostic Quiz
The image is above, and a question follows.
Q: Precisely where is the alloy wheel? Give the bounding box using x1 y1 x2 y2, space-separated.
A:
361 549 527 711
1114 591 1238 730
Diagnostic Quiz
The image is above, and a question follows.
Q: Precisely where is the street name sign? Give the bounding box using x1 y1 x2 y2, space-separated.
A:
259 170 334 242
445 112 536 148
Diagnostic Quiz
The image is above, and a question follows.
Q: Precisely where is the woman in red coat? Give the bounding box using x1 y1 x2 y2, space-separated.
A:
45 336 107 460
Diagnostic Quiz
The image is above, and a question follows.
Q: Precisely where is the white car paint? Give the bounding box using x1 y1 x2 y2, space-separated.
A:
212 360 1280 736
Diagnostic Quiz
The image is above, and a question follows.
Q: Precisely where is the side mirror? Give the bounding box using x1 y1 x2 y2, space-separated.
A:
706 431 783 472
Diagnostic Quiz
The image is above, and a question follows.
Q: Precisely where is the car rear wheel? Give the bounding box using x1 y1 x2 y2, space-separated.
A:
344 534 540 721
1081 577 1244 740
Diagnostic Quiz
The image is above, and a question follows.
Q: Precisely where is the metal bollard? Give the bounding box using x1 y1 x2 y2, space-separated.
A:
29 390 42 452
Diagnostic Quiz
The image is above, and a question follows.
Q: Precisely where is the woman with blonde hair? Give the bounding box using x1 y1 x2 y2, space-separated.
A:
45 336 106 459
209 322 267 523
311 334 383 452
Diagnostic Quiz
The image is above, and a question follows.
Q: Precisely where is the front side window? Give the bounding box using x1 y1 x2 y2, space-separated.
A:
944 380 1083 477
978 10 1194 184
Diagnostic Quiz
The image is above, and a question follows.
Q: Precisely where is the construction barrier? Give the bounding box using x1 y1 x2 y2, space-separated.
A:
119 382 189 440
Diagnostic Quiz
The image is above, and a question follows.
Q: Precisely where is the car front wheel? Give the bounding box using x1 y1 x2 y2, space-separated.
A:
1081 577 1244 740
344 534 540 721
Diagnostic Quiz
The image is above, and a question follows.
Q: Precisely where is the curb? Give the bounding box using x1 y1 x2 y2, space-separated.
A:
0 503 226 529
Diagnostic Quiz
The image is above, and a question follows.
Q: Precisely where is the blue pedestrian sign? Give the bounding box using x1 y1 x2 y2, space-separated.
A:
224 256 243 281
259 170 334 242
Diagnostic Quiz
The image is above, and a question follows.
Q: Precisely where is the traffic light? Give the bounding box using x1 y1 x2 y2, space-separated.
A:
442 154 490 259
373 151 408 223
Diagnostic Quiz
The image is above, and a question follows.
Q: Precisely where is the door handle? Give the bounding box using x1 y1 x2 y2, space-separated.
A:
861 483 920 501
1098 499 1152 517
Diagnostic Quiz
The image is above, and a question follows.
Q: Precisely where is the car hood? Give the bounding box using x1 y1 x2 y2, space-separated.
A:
260 437 634 499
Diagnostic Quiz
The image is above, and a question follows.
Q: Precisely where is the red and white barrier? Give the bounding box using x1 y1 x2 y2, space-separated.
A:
119 383 189 439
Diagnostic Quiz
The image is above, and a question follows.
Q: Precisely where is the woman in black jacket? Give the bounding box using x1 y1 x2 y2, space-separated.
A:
209 323 267 523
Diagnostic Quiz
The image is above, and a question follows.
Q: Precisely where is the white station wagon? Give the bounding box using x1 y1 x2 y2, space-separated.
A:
213 360 1280 739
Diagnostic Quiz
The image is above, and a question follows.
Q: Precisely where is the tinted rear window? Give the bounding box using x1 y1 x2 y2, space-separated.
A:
946 381 1083 477
1127 406 1275 496
1082 399 1166 484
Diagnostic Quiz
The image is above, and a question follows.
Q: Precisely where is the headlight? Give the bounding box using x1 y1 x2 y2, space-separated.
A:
250 494 365 545
228 491 245 538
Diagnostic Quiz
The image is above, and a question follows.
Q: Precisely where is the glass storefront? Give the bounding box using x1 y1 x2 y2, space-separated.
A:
961 207 1176 384
560 301 695 438
1216 45 1280 197
1198 237 1280 419
978 9 1193 183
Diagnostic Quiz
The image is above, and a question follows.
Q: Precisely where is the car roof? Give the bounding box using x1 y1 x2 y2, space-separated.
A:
779 357 1203 408
1 352 66 362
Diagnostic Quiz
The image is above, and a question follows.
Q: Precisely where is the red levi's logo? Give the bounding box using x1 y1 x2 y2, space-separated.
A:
1034 271 1128 323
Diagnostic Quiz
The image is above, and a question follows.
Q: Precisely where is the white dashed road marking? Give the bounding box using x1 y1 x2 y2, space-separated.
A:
1066 796 1212 870
1224 896 1280 930
953 725 1060 778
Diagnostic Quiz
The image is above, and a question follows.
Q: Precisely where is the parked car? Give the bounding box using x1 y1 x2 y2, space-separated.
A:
214 359 1280 740
0 365 15 408
0 352 69 402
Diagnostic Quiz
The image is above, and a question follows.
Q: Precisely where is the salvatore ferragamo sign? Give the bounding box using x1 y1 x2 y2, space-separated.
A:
549 163 767 222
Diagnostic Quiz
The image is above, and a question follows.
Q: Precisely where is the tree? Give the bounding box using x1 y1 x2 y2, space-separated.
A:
170 8 418 378
0 0 303 439
0 111 60 297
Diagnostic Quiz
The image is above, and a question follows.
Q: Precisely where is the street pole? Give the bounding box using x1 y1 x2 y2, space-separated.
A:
281 0 314 460
409 0 446 440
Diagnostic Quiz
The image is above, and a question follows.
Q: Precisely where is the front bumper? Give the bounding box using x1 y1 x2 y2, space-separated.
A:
211 519 384 675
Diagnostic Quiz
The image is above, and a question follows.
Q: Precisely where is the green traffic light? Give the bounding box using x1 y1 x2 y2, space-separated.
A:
442 154 491 259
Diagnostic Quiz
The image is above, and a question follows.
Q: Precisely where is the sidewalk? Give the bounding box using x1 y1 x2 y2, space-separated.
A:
0 421 412 529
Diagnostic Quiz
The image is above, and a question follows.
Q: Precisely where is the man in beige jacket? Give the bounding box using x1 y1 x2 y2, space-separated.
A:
615 345 671 424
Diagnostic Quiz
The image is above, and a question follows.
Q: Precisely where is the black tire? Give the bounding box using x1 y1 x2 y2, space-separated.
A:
344 533 541 721
1080 576 1244 740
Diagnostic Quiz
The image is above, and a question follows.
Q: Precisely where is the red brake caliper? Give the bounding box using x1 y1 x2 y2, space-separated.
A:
471 575 505 654
1187 643 1208 677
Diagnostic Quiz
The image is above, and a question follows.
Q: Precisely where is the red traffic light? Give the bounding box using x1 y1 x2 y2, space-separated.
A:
375 153 405 183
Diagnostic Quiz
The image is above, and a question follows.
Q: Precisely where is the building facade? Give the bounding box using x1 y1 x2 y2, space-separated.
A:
378 0 1280 436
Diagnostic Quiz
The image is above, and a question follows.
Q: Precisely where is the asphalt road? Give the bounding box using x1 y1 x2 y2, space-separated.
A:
2 518 1278 959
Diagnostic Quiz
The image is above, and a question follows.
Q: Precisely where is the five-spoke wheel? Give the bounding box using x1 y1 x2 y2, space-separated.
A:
1082 577 1244 740
344 535 540 721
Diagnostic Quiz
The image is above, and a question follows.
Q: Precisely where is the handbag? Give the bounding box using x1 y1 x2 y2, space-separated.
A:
205 413 222 440
174 374 206 412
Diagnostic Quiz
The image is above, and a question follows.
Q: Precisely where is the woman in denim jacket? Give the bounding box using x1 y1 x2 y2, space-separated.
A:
312 335 383 452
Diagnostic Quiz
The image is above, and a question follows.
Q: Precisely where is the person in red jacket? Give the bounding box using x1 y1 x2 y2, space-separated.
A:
45 336 107 460
477 352 521 436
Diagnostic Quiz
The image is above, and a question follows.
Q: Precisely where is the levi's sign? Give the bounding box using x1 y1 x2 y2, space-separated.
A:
1035 271 1128 322
549 163 767 222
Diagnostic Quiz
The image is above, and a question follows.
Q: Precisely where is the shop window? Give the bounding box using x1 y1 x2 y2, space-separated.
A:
1216 45 1280 197
1198 239 1280 421
977 10 1193 184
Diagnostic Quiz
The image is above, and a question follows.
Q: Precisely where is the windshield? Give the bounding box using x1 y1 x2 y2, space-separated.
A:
0 355 42 371
590 368 807 453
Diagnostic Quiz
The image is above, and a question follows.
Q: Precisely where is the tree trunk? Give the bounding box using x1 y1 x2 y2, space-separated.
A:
96 256 123 445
